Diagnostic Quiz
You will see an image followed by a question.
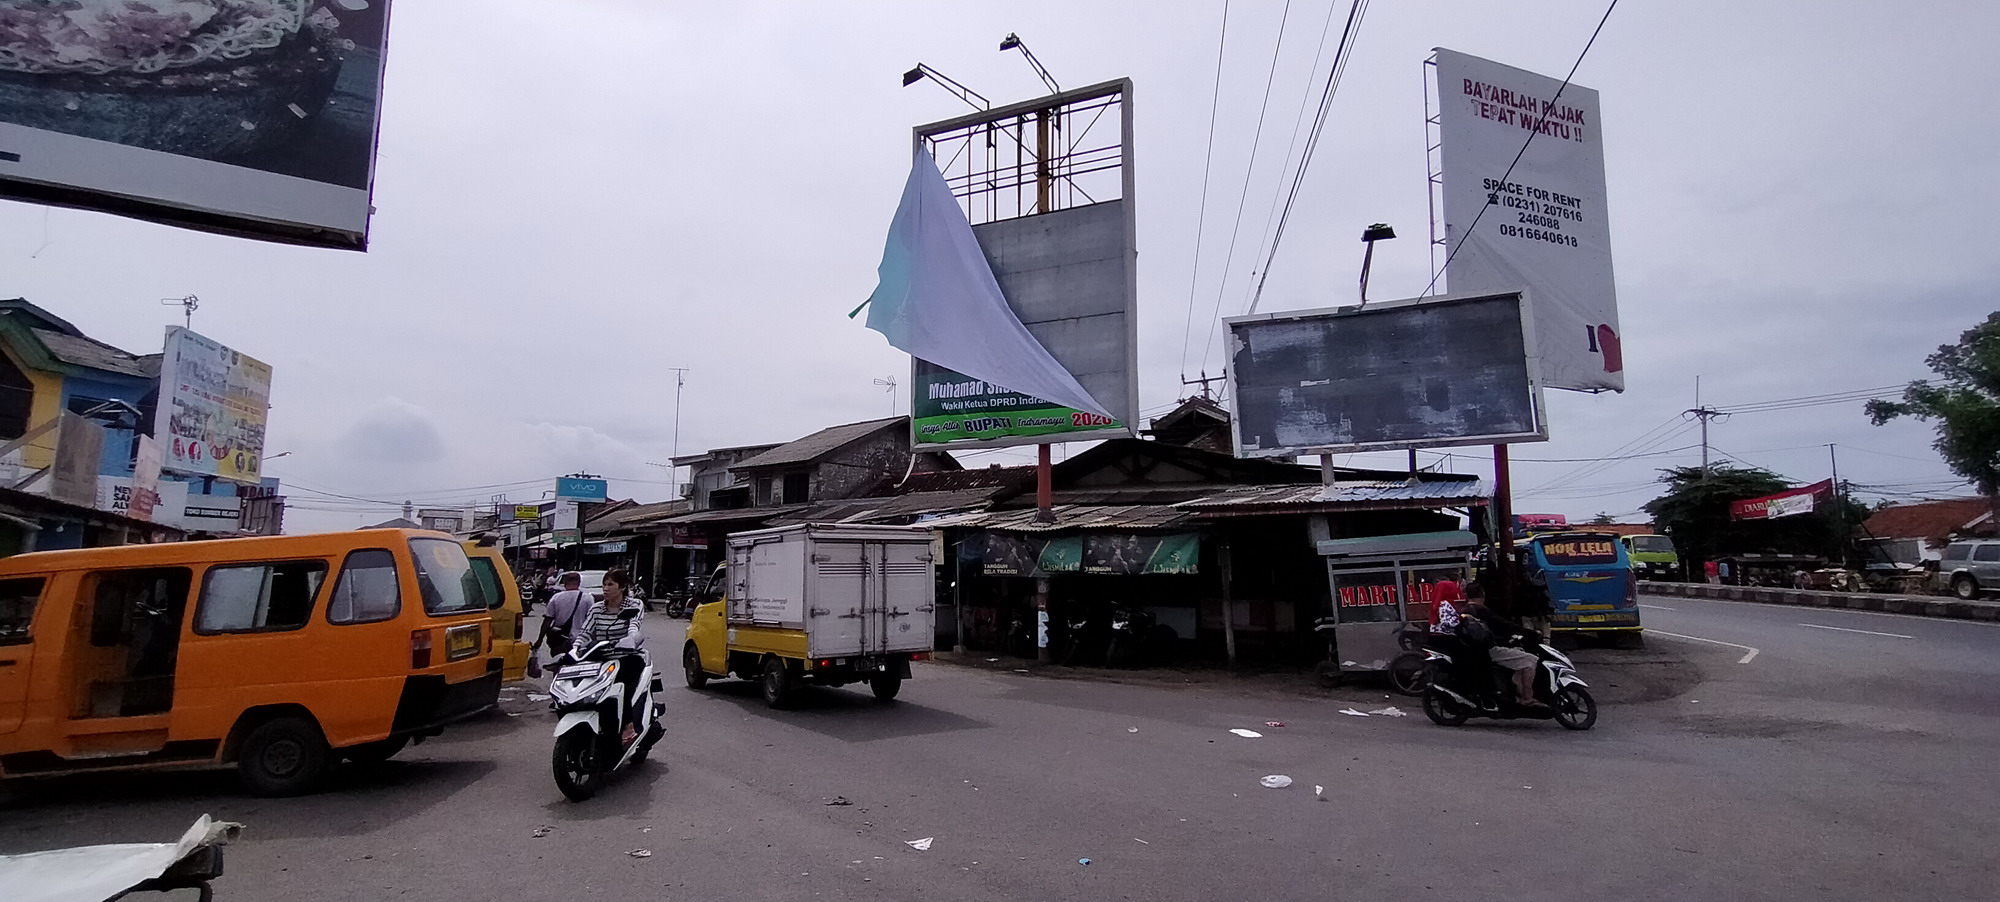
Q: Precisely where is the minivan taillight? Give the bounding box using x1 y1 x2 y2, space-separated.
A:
411 630 433 669
1625 571 1639 604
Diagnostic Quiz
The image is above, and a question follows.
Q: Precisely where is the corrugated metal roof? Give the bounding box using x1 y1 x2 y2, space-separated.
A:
896 466 1033 494
769 488 999 526
733 417 906 470
33 329 153 378
934 504 1192 533
646 504 807 526
1176 478 1490 513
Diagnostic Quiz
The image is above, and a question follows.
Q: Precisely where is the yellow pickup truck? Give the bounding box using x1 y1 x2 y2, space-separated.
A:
682 524 936 708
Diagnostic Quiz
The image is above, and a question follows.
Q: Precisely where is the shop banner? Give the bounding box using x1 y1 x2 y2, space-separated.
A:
983 532 1199 576
1730 480 1834 521
156 327 272 484
1435 48 1622 392
50 412 104 507
1082 533 1200 575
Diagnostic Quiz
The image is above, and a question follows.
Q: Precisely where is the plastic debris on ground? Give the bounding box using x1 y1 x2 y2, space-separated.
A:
986 658 1000 662
1368 706 1407 717
628 849 653 858
1264 721 1286 728
1078 858 1092 866
1338 709 1370 717
906 837 934 851
1260 775 1293 789
1315 785 1325 798
826 796 853 806
1228 728 1263 738
1127 727 1139 733
531 826 553 838
1133 838 1149 844
527 693 552 702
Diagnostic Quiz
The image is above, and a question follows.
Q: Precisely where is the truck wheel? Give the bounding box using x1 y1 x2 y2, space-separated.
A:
683 643 708 689
238 716 331 797
761 656 795 709
869 673 903 702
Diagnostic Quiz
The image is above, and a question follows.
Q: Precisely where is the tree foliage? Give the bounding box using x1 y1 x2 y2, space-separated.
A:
1642 465 1865 565
1867 311 2000 507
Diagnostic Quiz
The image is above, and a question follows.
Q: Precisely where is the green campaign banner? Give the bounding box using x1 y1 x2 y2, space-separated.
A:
913 358 1123 446
982 532 1201 576
983 533 1082 577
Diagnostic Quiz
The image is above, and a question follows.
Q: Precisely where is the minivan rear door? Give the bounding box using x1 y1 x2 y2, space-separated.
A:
0 577 48 734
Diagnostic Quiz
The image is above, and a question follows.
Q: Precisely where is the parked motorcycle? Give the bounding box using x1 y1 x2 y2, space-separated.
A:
1420 631 1597 730
549 627 666 801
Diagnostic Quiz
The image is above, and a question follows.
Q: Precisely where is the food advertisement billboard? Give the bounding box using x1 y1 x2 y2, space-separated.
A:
1433 48 1620 392
0 1 394 250
155 326 272 484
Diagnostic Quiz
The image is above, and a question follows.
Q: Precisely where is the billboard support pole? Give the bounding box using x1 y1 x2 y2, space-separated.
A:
1035 444 1054 523
1492 444 1517 615
1220 541 1238 668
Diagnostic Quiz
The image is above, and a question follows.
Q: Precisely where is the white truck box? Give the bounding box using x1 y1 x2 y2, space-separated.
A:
726 524 936 660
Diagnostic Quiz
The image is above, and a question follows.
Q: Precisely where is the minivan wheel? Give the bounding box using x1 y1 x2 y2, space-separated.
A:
238 716 331 797
761 656 794 709
1953 574 1980 600
683 643 708 689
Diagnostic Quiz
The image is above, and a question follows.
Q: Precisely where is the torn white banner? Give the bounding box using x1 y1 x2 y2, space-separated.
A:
862 150 1109 417
0 815 240 902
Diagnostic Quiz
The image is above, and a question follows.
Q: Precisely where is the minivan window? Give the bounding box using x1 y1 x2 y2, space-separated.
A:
0 577 46 645
197 561 327 633
1974 545 2000 563
1943 544 1972 561
468 556 504 611
328 549 401 624
410 539 484 615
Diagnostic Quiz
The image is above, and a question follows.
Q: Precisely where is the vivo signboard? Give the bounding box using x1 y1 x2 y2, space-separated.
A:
1226 292 1547 457
1433 48 1620 393
0 2 394 250
554 477 607 503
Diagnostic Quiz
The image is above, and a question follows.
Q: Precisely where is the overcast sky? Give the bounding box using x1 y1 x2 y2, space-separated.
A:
1 0 1991 532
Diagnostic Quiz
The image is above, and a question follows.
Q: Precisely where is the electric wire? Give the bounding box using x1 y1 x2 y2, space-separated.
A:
1177 0 1234 381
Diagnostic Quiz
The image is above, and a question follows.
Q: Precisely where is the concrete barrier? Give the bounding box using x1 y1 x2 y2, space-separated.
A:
1640 581 2000 622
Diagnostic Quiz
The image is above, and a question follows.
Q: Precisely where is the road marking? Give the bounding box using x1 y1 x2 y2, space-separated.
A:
1800 623 1914 639
1638 603 1676 611
1640 594 2000 627
1645 629 1760 664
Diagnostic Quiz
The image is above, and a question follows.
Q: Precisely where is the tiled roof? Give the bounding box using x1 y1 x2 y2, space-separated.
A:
31 328 153 378
1862 497 1993 546
734 417 906 470
895 466 1033 494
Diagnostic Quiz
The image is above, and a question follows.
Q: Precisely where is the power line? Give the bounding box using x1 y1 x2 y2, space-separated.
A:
1192 0 1297 378
1177 0 1234 382
1237 0 1371 323
1419 0 1618 298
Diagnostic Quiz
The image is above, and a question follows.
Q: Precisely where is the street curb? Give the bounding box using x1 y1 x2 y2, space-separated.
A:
1642 582 2000 622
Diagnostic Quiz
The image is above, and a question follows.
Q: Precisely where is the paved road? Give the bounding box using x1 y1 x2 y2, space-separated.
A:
3 607 1996 901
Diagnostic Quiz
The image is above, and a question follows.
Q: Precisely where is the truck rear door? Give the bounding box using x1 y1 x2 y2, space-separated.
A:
879 541 934 654
807 541 867 659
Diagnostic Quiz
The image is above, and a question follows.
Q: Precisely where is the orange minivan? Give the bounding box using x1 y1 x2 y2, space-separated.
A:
0 529 501 795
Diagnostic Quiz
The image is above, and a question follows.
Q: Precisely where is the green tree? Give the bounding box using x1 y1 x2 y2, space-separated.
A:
1588 511 1617 526
1642 465 1863 567
1866 311 2000 520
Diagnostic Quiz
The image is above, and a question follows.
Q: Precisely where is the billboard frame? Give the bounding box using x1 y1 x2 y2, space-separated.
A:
906 77 1139 452
1224 290 1549 458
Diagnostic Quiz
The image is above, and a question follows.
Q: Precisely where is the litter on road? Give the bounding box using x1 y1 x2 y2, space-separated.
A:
1133 838 1149 844
531 826 553 838
1128 727 1139 732
1079 858 1092 866
1228 728 1263 738
527 693 551 702
825 796 853 806
906 837 934 851
1315 785 1325 798
628 850 652 859
1338 709 1370 717
1264 721 1286 727
1369 706 1407 717
1260 775 1293 789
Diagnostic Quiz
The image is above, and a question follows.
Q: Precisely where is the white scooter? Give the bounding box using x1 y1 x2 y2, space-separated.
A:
549 622 665 801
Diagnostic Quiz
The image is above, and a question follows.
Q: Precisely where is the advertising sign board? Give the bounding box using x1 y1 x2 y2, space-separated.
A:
0 2 394 250
554 477 607 503
552 500 581 544
50 412 104 507
1434 48 1621 392
156 327 272 484
913 358 1122 447
1227 291 1547 457
1730 480 1834 521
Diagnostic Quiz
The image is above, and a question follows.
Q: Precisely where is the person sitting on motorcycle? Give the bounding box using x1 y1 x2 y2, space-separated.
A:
1462 586 1545 708
578 569 648 743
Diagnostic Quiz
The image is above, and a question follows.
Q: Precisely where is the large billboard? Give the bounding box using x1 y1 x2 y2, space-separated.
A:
0 1 393 250
1433 48 1620 392
156 326 273 484
1226 291 1547 457
903 80 1139 450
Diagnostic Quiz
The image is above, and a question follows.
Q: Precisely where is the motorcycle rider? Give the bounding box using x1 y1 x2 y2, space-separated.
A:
577 568 648 744
1462 585 1546 708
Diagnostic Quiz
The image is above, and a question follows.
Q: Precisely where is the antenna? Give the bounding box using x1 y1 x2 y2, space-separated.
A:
873 376 899 416
161 295 199 329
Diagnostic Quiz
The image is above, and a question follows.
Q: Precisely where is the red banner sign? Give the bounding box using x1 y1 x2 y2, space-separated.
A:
1730 480 1834 521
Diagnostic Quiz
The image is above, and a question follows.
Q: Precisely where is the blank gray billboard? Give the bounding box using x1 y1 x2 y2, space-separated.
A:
1226 292 1547 457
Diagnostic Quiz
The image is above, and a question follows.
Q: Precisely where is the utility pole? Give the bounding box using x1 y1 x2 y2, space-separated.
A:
1829 443 1845 567
667 366 689 495
1181 371 1224 401
1685 378 1724 481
